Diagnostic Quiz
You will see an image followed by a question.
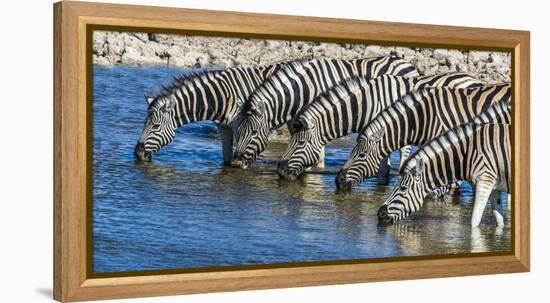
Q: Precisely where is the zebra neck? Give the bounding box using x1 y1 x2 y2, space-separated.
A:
266 60 359 129
381 98 445 156
171 73 237 127
421 157 465 196
416 136 471 193
318 115 366 144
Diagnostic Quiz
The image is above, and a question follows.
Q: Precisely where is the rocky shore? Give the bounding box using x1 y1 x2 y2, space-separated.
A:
93 31 511 84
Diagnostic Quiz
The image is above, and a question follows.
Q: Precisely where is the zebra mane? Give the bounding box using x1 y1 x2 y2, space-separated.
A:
473 96 512 124
355 82 425 143
357 121 384 143
241 59 310 114
293 75 373 122
147 69 223 109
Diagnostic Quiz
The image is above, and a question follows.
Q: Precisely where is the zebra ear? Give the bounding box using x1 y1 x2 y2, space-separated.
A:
296 117 311 130
235 97 245 106
369 128 385 142
252 101 266 116
162 95 177 112
144 94 154 105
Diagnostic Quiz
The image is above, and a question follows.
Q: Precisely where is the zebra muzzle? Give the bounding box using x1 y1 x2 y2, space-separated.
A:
134 143 152 162
277 160 300 180
231 153 249 169
335 169 353 192
276 160 289 177
377 205 395 226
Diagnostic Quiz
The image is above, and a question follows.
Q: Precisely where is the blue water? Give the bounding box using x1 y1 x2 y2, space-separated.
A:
92 66 512 274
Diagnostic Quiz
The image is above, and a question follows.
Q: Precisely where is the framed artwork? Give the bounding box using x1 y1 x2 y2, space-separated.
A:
53 1 530 302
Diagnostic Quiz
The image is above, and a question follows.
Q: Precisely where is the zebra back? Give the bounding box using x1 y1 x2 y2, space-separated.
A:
294 72 485 143
292 75 414 143
242 56 419 130
358 83 511 145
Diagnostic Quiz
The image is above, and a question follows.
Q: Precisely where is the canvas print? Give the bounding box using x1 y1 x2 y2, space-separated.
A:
91 30 512 274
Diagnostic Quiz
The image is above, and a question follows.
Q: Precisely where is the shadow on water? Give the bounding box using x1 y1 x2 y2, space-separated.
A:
92 66 511 273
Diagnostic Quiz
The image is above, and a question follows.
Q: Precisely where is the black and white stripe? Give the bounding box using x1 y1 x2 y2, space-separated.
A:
230 56 420 169
277 73 483 180
134 63 284 163
337 83 511 190
377 100 511 226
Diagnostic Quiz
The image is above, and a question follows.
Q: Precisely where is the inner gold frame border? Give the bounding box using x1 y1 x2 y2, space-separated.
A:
53 1 530 302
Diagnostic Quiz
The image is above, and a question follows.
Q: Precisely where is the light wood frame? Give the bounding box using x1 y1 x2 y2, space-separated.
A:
53 1 530 301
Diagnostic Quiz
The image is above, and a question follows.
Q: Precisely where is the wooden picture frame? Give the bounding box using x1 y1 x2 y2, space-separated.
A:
53 1 530 301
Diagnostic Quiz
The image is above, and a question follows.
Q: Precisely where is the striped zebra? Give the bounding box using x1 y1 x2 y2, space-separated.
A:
134 62 284 163
230 56 419 169
277 73 483 181
377 101 511 226
337 83 511 191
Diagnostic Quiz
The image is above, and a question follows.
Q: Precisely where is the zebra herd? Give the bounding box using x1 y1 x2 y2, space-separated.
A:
134 55 512 227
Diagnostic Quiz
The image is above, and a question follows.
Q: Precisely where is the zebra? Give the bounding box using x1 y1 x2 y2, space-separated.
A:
277 73 484 181
377 101 511 227
229 56 420 169
133 62 285 163
337 83 511 191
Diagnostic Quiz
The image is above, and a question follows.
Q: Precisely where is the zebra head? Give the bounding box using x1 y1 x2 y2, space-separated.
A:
134 94 178 162
277 117 321 180
336 128 385 191
377 159 428 225
231 101 270 169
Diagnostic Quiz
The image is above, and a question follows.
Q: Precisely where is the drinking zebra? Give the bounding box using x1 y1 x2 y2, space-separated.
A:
337 83 511 191
134 63 285 163
230 56 420 169
277 73 484 181
377 101 511 226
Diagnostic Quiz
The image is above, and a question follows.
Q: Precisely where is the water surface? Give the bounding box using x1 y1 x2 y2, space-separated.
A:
92 66 511 273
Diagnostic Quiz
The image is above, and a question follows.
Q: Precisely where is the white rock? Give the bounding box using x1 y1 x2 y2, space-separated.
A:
120 46 142 65
411 57 439 75
468 51 490 64
166 45 184 58
131 32 149 43
93 54 113 66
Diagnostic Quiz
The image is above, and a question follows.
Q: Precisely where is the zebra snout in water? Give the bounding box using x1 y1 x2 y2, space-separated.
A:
231 153 249 169
276 160 288 177
277 160 299 180
335 169 353 192
134 142 152 162
377 205 394 226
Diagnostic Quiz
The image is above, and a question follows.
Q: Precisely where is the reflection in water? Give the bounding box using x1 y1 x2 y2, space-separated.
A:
92 66 511 273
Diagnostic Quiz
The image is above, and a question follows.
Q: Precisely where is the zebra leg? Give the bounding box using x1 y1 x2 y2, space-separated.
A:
376 155 391 185
471 180 496 226
490 191 505 227
314 146 326 169
398 145 412 170
218 125 233 165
